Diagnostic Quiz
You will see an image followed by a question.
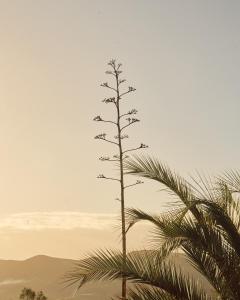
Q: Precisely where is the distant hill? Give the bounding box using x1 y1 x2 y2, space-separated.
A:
0 255 120 300
0 254 215 300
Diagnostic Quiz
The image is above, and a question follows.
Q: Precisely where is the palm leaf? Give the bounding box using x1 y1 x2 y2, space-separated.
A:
124 156 202 220
65 249 211 300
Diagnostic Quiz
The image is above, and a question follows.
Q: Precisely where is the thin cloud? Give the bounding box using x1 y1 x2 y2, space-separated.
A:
0 212 117 231
0 279 26 285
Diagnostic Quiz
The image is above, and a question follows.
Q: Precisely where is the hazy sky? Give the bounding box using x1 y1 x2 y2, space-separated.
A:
0 0 240 259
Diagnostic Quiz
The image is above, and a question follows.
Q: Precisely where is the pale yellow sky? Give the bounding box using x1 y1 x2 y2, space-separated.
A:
0 212 150 259
0 0 240 258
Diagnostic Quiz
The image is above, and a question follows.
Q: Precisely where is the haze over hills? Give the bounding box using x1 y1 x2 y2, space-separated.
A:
0 254 215 300
0 255 120 300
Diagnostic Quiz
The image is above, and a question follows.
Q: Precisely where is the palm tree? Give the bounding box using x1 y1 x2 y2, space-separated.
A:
66 156 240 300
19 288 36 300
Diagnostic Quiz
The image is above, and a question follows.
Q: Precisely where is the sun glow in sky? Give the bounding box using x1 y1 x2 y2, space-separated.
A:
0 0 240 259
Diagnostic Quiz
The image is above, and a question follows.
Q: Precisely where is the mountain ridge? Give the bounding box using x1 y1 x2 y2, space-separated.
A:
0 254 120 300
0 253 214 300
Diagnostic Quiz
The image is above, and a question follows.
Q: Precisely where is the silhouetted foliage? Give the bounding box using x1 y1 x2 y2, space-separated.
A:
36 291 47 300
20 288 36 300
19 288 47 300
66 156 240 299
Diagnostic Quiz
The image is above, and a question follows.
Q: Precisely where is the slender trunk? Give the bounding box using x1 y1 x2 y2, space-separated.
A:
116 73 127 300
119 145 126 299
96 61 142 299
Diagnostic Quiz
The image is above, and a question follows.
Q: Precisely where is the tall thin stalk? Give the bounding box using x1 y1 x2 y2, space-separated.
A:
94 59 148 299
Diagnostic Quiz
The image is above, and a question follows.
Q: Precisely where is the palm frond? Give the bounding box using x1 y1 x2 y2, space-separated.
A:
66 155 240 299
124 156 202 220
183 245 230 299
127 285 177 300
65 249 211 300
124 156 193 203
189 172 217 202
194 198 240 257
220 170 240 193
